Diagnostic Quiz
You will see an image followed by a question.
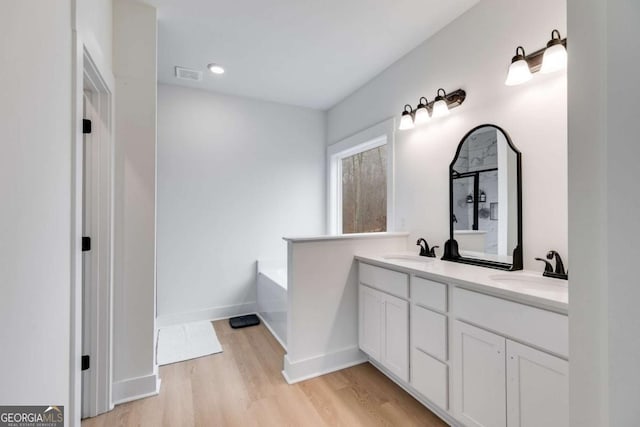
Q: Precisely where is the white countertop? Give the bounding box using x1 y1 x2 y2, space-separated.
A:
355 251 568 314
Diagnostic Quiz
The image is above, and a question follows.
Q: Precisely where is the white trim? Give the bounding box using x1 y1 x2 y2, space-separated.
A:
112 374 161 406
327 118 396 235
82 47 115 419
71 32 116 426
281 346 367 384
70 32 84 427
156 302 258 328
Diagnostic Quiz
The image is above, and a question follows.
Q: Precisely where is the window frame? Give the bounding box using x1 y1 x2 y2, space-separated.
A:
327 118 396 235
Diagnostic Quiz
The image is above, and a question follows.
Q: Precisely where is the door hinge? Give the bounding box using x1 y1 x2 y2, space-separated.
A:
82 236 91 252
82 355 90 371
83 119 92 134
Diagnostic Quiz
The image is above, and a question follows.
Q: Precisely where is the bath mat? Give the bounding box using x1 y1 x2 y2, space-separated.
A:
157 321 222 366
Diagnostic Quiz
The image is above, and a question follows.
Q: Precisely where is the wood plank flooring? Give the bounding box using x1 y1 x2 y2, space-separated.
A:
82 320 447 427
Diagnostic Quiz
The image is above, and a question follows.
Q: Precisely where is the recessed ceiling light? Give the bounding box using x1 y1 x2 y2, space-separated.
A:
207 63 225 75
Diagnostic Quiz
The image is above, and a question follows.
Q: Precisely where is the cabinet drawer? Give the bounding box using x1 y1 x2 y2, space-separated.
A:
412 276 447 312
412 305 447 361
411 348 448 410
454 287 568 358
359 263 409 299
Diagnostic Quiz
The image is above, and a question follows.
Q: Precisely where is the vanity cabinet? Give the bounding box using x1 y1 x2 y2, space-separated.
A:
357 260 568 427
452 321 569 427
452 287 568 426
358 283 409 381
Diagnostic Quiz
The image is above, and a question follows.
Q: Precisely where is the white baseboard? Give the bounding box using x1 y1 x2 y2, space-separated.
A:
112 373 161 405
282 346 367 384
156 302 257 328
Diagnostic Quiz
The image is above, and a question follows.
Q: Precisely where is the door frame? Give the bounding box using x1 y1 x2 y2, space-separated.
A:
70 33 115 424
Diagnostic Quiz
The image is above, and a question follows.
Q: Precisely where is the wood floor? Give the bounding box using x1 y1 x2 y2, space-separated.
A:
82 320 447 427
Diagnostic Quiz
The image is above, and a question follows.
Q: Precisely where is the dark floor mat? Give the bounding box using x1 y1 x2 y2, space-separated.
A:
229 314 261 329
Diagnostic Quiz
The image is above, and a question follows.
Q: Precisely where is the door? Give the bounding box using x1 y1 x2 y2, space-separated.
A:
359 285 384 361
382 292 409 381
453 321 507 427
506 340 569 427
81 88 112 418
81 91 97 418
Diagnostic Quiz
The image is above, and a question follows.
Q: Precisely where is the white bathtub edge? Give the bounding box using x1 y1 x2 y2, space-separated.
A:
257 312 287 351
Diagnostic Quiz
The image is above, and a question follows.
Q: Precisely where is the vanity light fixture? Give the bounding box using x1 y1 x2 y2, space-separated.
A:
207 63 225 74
479 191 487 203
414 97 430 125
398 104 415 130
505 29 567 86
398 89 466 130
466 194 474 203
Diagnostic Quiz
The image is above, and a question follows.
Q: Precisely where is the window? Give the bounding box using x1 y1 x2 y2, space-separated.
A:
327 119 395 235
341 145 387 233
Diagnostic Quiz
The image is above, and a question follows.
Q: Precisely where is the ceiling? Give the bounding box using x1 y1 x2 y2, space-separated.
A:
143 0 480 110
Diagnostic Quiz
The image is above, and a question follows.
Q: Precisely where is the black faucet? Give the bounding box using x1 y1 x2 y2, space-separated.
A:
417 238 439 258
535 250 568 280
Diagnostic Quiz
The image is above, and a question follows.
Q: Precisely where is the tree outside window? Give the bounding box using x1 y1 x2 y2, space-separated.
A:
341 145 387 233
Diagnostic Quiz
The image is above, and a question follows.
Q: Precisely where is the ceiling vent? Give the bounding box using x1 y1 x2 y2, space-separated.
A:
175 66 203 82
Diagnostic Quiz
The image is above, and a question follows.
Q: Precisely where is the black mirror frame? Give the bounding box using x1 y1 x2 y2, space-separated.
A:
442 124 523 271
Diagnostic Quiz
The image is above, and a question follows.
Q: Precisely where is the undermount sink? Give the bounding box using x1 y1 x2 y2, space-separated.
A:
489 273 568 299
489 273 561 286
383 254 434 263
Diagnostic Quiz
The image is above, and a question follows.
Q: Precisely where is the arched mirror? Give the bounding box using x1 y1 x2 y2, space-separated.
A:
442 124 523 270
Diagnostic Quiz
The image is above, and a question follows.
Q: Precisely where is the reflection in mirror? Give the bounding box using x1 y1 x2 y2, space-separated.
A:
444 125 522 270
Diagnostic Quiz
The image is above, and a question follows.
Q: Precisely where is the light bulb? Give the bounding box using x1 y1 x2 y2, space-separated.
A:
414 107 430 125
541 44 567 73
414 97 430 125
431 89 449 118
432 100 449 118
398 112 415 130
505 46 532 86
207 63 225 74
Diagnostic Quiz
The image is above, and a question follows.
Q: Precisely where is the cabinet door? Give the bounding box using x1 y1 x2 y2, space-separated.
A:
453 321 507 427
412 348 449 409
506 340 569 427
359 285 384 360
382 292 409 381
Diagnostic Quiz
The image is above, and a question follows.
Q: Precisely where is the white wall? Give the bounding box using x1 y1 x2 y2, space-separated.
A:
327 0 567 271
112 0 159 402
568 0 640 425
75 0 113 76
284 234 409 383
156 84 326 324
0 0 73 417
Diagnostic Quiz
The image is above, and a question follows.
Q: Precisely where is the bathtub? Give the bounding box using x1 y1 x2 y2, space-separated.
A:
257 260 287 349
